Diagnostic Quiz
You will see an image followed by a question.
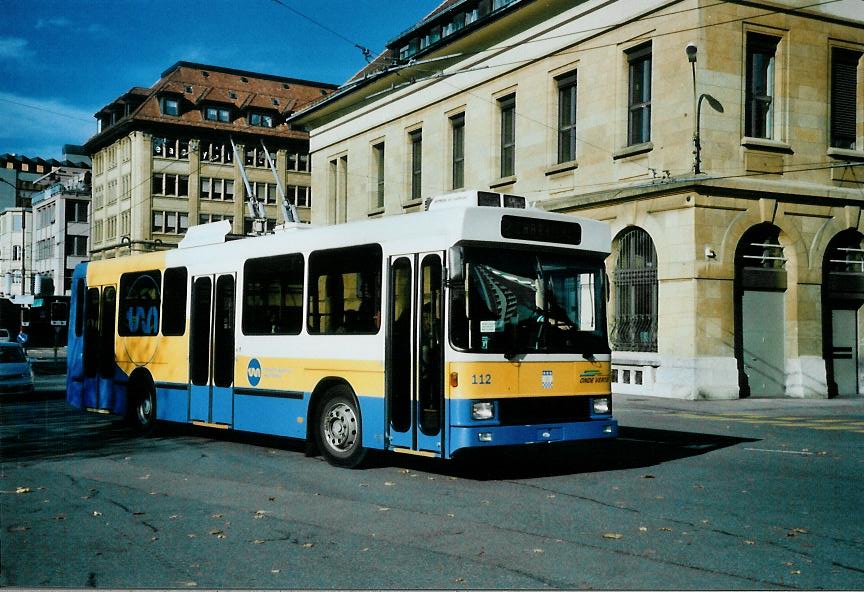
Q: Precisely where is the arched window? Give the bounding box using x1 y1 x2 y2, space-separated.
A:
612 227 657 352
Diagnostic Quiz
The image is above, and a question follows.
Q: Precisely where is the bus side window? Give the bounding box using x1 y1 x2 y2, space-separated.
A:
83 287 101 377
307 244 382 335
74 279 85 337
242 254 304 335
119 270 162 336
162 267 188 336
99 287 117 378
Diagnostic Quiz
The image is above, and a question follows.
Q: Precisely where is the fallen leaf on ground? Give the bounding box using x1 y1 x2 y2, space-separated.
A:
533 548 545 553
15 487 32 494
603 533 623 540
253 539 265 545
639 527 648 532
302 543 314 548
254 510 268 519
659 527 672 532
92 511 102 517
9 525 30 532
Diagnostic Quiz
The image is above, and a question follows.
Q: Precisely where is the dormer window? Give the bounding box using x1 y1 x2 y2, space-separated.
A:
160 96 179 116
249 111 274 128
204 105 231 123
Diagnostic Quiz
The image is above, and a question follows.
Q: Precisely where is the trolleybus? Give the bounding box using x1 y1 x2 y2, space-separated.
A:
67 190 617 467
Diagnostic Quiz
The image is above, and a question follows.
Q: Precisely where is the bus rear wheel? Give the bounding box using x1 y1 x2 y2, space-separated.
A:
127 377 156 436
315 387 367 468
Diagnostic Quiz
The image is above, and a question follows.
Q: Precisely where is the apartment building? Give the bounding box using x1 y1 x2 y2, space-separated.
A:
292 0 864 399
31 166 91 295
0 149 90 296
84 62 337 259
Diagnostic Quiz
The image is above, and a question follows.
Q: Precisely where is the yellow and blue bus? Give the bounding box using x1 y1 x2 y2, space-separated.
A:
67 191 617 467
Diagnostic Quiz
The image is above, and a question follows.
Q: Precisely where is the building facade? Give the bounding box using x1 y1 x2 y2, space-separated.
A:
292 0 864 399
31 166 91 296
84 62 337 259
0 149 91 296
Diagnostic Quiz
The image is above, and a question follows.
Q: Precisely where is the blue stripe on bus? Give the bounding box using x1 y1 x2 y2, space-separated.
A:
155 383 189 423
233 392 310 439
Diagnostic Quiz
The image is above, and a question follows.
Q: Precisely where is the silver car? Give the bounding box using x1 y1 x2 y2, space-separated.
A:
0 342 34 396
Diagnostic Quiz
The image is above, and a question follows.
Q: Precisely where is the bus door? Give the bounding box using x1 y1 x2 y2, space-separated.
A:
189 273 236 426
386 252 445 454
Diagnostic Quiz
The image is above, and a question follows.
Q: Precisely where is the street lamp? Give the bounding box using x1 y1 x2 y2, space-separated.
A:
686 43 724 175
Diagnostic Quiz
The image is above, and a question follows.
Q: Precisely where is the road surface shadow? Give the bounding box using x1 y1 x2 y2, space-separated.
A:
376 426 760 480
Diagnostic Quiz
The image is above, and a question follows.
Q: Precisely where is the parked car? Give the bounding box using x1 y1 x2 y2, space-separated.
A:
0 342 34 396
0 328 10 342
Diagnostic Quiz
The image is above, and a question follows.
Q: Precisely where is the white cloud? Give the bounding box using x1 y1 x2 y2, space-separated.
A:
0 38 33 59
0 93 96 159
35 17 71 29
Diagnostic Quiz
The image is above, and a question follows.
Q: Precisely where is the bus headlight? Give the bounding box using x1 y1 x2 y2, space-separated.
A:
472 401 494 420
592 397 611 415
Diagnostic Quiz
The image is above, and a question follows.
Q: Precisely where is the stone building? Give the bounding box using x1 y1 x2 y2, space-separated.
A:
83 62 337 259
291 0 864 399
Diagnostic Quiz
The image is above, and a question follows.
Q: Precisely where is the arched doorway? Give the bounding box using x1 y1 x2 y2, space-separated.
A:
735 224 786 398
822 230 864 397
611 227 657 352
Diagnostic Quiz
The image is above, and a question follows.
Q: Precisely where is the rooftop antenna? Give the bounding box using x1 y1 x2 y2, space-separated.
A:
230 137 266 235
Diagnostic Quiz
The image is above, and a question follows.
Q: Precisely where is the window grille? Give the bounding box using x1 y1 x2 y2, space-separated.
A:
612 227 657 352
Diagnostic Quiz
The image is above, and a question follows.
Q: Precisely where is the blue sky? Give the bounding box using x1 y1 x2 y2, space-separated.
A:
0 0 440 160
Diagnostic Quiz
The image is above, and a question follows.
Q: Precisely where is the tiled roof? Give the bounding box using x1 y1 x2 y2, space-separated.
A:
85 61 338 152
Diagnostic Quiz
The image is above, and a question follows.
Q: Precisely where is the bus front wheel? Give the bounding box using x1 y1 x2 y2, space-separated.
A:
315 387 367 468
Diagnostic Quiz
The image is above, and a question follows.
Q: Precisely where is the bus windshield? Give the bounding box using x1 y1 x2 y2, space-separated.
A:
451 246 608 356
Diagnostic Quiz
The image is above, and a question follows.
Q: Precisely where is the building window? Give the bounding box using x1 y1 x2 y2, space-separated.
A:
287 152 311 172
249 111 274 127
199 213 232 226
745 33 780 140
200 177 234 201
499 94 516 177
451 113 465 189
410 129 423 201
204 105 231 123
557 72 578 163
200 141 233 164
286 185 311 208
612 227 658 352
245 146 270 168
627 43 652 146
831 47 862 150
66 235 88 257
160 96 179 116
152 174 189 197
65 200 88 223
153 137 189 159
372 142 385 209
248 182 278 205
152 210 188 234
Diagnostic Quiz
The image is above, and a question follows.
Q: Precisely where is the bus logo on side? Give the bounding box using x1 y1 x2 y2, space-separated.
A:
247 358 262 386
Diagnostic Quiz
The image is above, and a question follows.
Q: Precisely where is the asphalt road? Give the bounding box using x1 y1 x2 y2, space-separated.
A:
1 381 863 589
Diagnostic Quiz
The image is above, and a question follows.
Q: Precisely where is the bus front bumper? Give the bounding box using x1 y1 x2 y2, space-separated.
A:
449 418 618 455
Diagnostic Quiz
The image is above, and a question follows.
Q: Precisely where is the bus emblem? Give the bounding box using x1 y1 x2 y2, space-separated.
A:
247 358 262 386
542 370 553 389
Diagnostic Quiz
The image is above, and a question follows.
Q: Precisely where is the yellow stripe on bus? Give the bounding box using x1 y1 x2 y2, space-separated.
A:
447 361 611 399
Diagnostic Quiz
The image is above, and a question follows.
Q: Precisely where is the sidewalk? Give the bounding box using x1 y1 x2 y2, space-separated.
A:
614 391 864 418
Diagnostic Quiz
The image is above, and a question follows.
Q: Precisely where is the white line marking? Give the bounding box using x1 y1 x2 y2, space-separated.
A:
744 448 813 456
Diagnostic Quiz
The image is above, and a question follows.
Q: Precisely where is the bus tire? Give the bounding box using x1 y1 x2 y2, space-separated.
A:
315 386 367 468
127 375 157 436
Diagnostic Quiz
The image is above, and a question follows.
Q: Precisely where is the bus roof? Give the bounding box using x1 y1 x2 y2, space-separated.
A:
84 204 609 278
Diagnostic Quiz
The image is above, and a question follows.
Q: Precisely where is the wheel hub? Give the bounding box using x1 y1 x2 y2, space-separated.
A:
324 403 357 451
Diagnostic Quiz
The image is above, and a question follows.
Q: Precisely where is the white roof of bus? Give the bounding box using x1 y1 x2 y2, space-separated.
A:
181 205 608 264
